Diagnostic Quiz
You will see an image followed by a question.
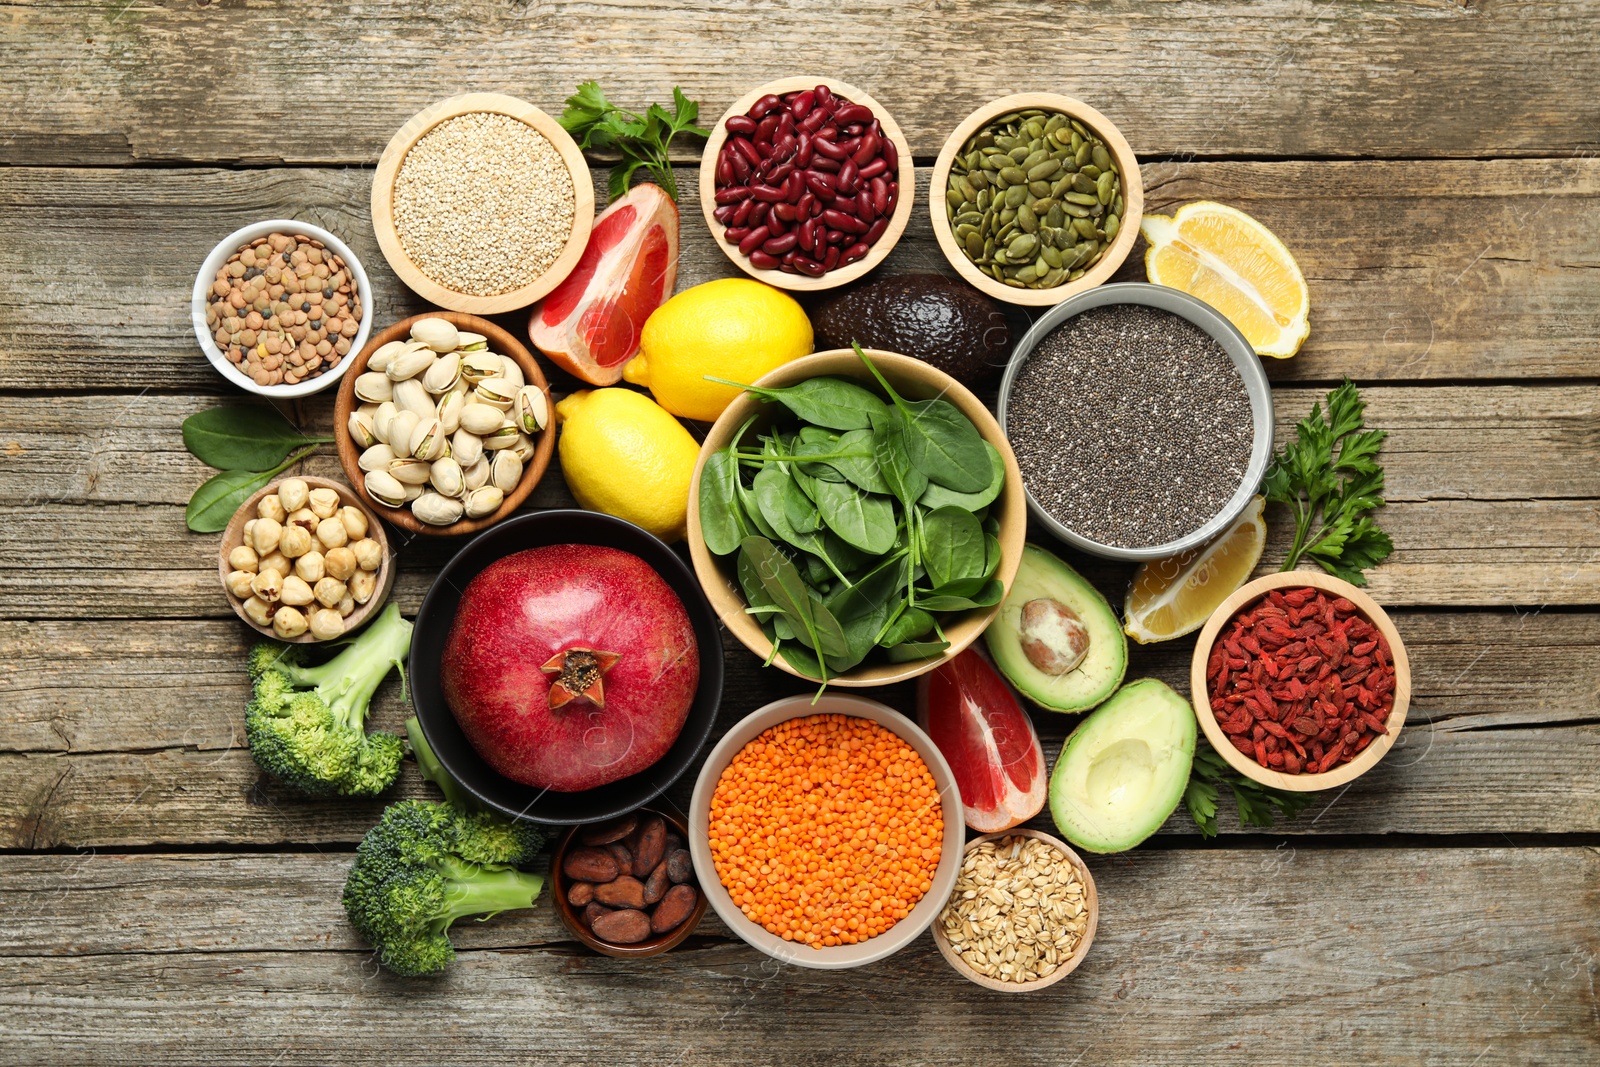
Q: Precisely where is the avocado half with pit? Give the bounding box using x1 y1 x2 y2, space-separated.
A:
984 544 1127 713
1049 678 1197 853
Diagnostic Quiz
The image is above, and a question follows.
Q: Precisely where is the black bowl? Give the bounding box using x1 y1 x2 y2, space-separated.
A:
409 510 725 825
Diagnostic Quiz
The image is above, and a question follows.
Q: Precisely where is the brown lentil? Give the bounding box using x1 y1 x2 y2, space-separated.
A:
205 232 361 388
393 112 576 297
1008 304 1253 548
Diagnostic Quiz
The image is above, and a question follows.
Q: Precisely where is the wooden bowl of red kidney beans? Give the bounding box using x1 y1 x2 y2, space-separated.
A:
1190 571 1411 792
699 77 916 290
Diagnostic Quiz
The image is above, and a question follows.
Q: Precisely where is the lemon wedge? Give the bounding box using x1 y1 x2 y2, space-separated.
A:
1123 496 1267 644
1142 202 1310 358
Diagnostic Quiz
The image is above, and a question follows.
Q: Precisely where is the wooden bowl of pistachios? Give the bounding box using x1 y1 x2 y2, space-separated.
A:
333 312 555 537
219 476 395 642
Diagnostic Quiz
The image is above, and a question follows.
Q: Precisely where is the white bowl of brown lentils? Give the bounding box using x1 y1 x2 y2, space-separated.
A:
191 219 373 398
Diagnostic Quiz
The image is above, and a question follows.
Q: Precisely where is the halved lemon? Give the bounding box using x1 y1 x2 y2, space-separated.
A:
1123 495 1267 644
1142 202 1310 359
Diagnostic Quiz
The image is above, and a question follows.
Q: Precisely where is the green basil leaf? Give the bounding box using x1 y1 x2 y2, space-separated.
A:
919 441 1006 511
921 505 987 589
697 447 747 555
182 406 331 471
185 468 277 533
813 479 897 555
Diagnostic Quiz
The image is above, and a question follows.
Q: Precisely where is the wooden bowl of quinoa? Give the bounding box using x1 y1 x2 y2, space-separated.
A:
371 93 594 314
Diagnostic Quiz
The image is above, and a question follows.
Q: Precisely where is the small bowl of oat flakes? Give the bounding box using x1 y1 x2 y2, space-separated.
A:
931 829 1097 992
371 93 595 314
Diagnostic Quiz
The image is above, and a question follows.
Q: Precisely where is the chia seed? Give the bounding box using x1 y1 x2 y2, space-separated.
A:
1007 304 1254 549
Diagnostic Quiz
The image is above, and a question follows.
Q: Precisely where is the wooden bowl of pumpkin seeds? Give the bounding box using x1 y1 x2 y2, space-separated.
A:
930 93 1142 306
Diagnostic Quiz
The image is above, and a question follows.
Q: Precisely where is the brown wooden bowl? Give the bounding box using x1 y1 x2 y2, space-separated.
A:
217 475 394 642
930 828 1098 992
1190 570 1412 792
685 349 1027 686
333 312 555 537
698 77 915 291
550 808 706 959
929 93 1143 306
371 93 594 313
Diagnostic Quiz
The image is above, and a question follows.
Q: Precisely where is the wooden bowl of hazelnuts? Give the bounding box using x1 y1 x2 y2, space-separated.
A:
218 475 394 642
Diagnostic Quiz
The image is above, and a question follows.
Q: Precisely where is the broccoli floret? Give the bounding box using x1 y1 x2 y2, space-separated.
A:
342 799 547 976
244 601 411 797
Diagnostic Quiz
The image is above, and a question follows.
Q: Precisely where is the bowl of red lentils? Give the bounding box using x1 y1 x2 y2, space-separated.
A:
688 693 964 969
1190 570 1411 792
191 219 372 398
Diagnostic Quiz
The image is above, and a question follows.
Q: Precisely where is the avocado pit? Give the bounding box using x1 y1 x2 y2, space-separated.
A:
1018 598 1090 675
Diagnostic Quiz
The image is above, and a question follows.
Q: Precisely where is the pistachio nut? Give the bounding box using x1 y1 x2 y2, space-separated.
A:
294 550 326 584
316 518 351 552
372 401 399 445
388 456 433 486
462 455 491 491
436 389 465 435
509 433 536 464
280 574 315 607
475 376 517 410
324 545 358 581
366 339 410 374
498 356 526 388
339 505 369 541
429 456 465 498
242 595 274 627
279 524 313 559
228 544 259 572
364 469 408 508
423 352 462 394
354 371 394 404
409 416 448 462
385 346 437 382
411 317 460 353
359 443 396 474
251 517 283 556
514 386 549 434
393 378 434 419
403 481 424 503
272 606 309 639
336 594 356 618
251 568 283 603
308 487 340 519
388 411 420 458
456 330 489 352
285 507 318 535
411 491 465 527
256 493 287 524
349 568 378 604
225 569 257 599
309 607 345 641
347 409 378 449
459 404 505 436
460 351 503 384
351 538 383 572
490 451 523 494
314 576 347 609
450 429 484 468
481 422 519 451
463 485 505 519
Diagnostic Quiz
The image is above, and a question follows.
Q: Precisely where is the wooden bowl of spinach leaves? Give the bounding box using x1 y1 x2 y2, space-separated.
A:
688 347 1026 687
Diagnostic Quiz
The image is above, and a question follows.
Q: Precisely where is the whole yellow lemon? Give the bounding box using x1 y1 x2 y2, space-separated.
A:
554 388 701 542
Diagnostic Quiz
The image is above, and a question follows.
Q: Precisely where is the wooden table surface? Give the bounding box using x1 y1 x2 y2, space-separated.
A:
2 2 1598 1064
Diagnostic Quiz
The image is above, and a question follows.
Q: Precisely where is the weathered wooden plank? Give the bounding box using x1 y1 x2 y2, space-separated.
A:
6 1 1600 165
5 159 1600 388
0 850 1594 1066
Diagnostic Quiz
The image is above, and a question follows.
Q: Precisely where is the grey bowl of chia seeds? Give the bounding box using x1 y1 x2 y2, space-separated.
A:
997 282 1274 561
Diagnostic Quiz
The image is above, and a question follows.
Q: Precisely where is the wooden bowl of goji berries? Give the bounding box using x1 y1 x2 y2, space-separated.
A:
1190 571 1411 792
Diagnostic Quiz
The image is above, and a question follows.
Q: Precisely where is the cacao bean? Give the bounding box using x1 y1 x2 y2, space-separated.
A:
650 885 699 934
605 841 633 877
666 848 694 885
643 861 670 905
581 900 612 929
631 815 667 878
594 875 647 910
579 814 637 846
562 846 618 883
567 880 595 907
591 908 652 944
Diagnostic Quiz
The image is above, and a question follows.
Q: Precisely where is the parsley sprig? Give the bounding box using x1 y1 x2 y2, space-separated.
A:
1184 739 1316 838
1262 377 1393 585
558 82 708 202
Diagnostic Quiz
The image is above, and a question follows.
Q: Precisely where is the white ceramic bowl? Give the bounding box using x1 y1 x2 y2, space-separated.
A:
191 219 373 398
688 694 965 970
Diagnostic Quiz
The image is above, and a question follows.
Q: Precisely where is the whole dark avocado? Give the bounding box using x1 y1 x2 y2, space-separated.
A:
809 274 1010 385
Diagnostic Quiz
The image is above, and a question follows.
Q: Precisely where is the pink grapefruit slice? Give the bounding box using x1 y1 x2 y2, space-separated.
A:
918 647 1048 832
529 183 679 385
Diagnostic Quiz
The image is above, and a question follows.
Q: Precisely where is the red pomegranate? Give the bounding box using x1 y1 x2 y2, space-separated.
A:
441 544 699 792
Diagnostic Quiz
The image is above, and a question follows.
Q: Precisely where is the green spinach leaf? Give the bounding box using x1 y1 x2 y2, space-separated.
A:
813 479 897 555
707 375 889 430
697 446 748 555
921 505 988 589
919 441 1006 511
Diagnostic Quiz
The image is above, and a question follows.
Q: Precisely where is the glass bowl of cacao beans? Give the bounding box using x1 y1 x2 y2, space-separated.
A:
551 807 706 958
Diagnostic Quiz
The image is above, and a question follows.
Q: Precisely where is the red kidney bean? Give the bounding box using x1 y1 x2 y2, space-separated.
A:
772 133 796 161
884 182 898 214
793 255 827 277
731 198 755 226
714 185 751 205
749 93 782 119
738 225 770 256
749 202 770 227
751 183 787 202
716 153 733 185
786 171 806 201
724 115 758 137
823 245 841 270
729 150 752 183
798 217 817 252
712 205 737 225
809 154 841 174
723 226 751 242
755 114 780 144
836 158 859 194
763 232 799 255
799 108 829 134
834 103 874 124
782 249 799 265
852 131 879 165
772 201 797 222
857 189 876 222
821 208 866 234
766 212 788 237
748 249 780 270
840 242 870 266
857 157 888 181
778 111 795 136
797 191 817 218
825 228 844 245
814 84 833 107
765 161 794 186
804 170 837 198
731 136 761 167
811 136 847 161
864 217 889 245
881 137 898 173
795 133 813 168
790 89 816 118
870 176 889 215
